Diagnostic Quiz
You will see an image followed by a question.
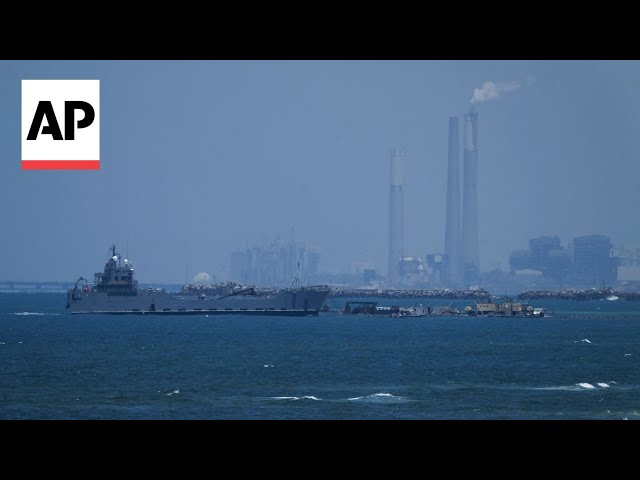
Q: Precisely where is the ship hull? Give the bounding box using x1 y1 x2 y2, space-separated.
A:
70 309 318 316
68 288 329 316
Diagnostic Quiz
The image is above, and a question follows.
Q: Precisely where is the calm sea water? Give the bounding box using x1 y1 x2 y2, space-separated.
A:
1 293 639 420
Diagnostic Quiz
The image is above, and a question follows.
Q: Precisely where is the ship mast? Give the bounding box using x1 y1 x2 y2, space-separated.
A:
111 244 120 267
291 261 301 289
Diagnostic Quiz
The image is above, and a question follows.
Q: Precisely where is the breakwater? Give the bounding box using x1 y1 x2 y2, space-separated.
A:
518 288 640 301
328 288 491 300
180 283 640 302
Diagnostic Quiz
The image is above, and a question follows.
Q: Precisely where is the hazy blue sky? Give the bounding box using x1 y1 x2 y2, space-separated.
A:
2 60 640 282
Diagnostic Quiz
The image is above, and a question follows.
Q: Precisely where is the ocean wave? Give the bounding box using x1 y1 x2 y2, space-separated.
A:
347 392 407 402
533 382 610 391
165 389 180 396
13 312 61 316
533 385 584 391
268 396 321 401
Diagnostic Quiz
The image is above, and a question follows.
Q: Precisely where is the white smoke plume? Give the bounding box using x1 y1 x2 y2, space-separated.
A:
470 80 522 105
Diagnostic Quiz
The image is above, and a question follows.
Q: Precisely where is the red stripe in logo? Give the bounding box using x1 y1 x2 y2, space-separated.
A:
22 160 100 170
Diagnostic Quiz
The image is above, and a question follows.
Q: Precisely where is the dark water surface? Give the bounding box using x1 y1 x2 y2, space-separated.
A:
1 294 639 419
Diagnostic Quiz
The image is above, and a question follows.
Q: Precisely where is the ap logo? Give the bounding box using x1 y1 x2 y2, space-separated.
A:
21 80 100 170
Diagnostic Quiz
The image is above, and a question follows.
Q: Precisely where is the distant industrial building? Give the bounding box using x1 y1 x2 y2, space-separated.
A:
569 234 617 287
426 253 446 286
443 112 479 289
510 234 619 287
388 149 404 285
230 238 320 287
509 236 571 279
230 251 248 282
444 117 461 286
397 256 425 287
614 246 640 287
362 268 381 285
461 110 479 285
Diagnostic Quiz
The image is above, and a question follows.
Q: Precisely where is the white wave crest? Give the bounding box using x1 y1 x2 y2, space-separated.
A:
166 389 180 396
577 383 595 389
533 385 584 391
347 392 405 402
580 339 592 344
597 383 610 388
534 383 603 391
268 396 321 401
13 312 60 316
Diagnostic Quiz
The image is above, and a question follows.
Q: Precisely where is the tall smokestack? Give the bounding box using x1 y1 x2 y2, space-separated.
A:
444 117 461 286
388 149 404 284
461 111 479 284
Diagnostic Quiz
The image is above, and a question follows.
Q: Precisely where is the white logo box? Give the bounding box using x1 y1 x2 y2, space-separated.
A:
22 79 100 170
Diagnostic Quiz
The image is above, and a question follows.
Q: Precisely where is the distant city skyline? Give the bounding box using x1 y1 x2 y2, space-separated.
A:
2 60 640 282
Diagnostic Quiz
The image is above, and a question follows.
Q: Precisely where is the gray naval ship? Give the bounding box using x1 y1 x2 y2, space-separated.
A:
66 245 330 316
